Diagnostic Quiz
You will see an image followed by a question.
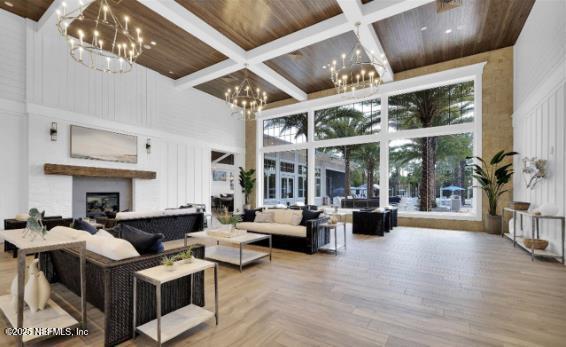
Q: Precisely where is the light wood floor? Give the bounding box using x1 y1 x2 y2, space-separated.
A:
1 227 566 346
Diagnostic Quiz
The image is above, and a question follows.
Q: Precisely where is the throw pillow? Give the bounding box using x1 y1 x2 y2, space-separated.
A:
148 239 165 253
118 224 164 254
300 210 322 226
73 218 98 235
86 236 139 260
15 213 29 221
289 211 303 226
254 211 274 223
243 208 262 222
50 226 92 240
95 229 115 238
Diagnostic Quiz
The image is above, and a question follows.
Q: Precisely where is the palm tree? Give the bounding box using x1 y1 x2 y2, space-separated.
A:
389 82 474 211
351 143 380 198
316 107 365 196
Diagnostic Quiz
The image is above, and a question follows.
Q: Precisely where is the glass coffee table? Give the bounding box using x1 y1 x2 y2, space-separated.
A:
186 230 272 272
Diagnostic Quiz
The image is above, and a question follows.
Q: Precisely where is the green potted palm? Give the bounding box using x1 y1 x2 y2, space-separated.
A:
467 150 518 234
239 167 256 209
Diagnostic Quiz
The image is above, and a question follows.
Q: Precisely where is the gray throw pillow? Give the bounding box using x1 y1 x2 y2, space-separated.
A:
254 211 274 223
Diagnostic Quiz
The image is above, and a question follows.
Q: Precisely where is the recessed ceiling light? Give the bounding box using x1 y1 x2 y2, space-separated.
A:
169 71 174 74
322 65 327 69
380 53 385 58
151 41 156 46
420 26 427 31
445 28 452 34
143 44 151 49
4 1 14 7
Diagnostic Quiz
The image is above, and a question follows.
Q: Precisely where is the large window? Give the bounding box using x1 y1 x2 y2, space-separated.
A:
389 81 474 132
315 143 380 208
314 98 380 140
263 113 307 146
389 133 473 213
262 150 307 207
258 70 481 219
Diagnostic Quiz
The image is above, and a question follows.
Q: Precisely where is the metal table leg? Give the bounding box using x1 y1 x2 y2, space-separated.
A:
562 219 565 265
214 264 219 325
16 250 25 347
343 223 347 251
334 227 338 256
531 220 535 262
513 211 517 247
156 283 162 346
239 244 243 272
269 236 272 262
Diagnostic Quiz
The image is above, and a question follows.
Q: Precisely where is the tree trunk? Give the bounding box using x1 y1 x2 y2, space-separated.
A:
344 147 351 196
367 160 375 198
419 137 437 211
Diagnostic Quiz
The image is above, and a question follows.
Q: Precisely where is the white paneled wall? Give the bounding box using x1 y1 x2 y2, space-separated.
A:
0 9 244 222
513 1 566 257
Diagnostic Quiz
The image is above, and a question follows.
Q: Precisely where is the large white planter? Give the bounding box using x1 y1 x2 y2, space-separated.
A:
24 259 51 313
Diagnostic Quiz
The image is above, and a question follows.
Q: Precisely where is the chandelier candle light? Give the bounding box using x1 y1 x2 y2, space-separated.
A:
225 66 267 121
56 0 144 73
327 23 385 99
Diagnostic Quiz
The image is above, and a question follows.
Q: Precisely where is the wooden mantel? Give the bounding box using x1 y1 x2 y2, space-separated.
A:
44 164 156 180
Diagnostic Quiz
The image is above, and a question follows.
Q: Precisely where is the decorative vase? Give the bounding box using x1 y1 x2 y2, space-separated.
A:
181 256 194 264
484 214 502 234
164 265 176 272
23 259 51 313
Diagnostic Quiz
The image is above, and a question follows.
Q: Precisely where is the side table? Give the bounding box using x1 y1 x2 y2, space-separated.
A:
319 223 347 255
133 258 219 346
0 229 87 346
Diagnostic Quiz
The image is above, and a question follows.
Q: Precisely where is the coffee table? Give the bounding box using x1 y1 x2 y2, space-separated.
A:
185 231 272 272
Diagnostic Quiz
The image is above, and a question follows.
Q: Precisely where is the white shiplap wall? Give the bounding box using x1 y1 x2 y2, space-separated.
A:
513 0 566 256
0 9 244 221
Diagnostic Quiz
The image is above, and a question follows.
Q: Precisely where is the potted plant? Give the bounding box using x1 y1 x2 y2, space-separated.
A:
175 246 194 264
161 256 176 271
239 167 256 210
467 150 518 234
217 208 242 231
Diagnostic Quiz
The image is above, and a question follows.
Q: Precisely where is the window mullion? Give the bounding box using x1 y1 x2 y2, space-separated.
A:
380 96 389 208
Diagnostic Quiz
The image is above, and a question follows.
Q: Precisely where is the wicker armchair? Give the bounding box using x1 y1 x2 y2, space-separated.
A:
40 245 205 346
352 210 388 236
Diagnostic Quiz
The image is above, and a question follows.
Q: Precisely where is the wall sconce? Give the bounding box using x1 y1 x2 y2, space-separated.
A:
50 122 58 141
146 138 151 154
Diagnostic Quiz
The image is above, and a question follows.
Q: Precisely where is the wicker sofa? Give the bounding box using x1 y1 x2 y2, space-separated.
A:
115 210 204 241
236 209 329 254
40 245 205 346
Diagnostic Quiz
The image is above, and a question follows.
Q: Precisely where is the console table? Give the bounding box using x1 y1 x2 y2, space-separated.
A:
502 208 565 264
0 229 86 346
133 258 218 346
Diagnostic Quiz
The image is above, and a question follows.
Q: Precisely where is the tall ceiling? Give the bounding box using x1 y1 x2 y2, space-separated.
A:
1 0 535 104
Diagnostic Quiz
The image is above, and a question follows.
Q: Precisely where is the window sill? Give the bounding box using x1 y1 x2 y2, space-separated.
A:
399 211 481 222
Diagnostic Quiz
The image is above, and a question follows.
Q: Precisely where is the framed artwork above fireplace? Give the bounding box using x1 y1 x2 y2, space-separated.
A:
71 125 138 164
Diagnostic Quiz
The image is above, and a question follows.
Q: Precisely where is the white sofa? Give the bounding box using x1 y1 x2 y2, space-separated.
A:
236 208 329 254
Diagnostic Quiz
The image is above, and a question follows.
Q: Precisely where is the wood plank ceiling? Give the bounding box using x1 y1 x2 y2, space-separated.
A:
175 0 343 50
0 0 53 21
1 0 536 105
68 0 227 79
373 0 536 72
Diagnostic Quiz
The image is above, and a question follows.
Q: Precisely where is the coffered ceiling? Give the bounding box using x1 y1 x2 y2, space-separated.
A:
2 0 535 106
0 0 53 21
176 0 342 51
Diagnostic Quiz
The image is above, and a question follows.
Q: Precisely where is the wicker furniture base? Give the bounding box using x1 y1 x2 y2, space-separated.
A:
40 245 205 346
